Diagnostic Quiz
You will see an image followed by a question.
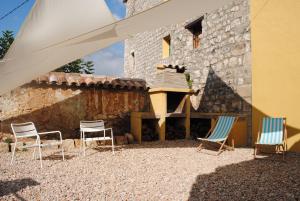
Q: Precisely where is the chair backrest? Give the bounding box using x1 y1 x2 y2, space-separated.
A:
208 116 236 140
11 122 38 138
259 117 284 145
80 120 105 131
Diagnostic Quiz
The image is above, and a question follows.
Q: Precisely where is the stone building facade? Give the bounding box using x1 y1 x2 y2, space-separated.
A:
0 73 149 139
124 0 252 140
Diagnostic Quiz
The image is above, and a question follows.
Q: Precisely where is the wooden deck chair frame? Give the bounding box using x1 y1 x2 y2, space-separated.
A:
254 117 287 160
80 120 115 156
11 122 64 168
197 116 238 155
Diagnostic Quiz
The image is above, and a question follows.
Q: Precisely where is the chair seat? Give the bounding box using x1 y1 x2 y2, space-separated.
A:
17 141 62 149
81 128 106 132
83 137 112 142
197 137 226 142
15 134 38 138
256 142 283 145
40 141 62 147
19 143 40 149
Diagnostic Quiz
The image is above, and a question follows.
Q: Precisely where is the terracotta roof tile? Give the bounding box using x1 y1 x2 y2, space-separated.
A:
31 72 148 91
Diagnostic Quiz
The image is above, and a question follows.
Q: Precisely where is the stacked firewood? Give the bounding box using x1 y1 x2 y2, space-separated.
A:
190 119 211 139
166 124 185 140
142 123 159 141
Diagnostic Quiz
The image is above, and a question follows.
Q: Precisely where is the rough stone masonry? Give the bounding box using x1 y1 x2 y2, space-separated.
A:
0 73 150 140
124 0 252 141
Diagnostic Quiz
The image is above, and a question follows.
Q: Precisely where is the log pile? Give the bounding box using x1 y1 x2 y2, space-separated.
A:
190 119 211 139
142 121 159 141
165 118 186 140
166 123 186 140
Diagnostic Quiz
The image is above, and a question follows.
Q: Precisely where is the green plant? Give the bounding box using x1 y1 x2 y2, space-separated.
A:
0 30 14 59
3 137 13 144
185 73 193 89
3 137 13 152
54 59 95 74
22 142 28 151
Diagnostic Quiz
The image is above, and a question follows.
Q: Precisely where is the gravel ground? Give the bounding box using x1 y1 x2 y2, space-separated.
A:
0 140 299 201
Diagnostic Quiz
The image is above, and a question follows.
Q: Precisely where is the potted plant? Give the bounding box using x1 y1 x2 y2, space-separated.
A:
3 137 13 152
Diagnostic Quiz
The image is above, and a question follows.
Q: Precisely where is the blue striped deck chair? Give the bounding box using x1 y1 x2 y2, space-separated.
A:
254 117 287 159
197 116 238 155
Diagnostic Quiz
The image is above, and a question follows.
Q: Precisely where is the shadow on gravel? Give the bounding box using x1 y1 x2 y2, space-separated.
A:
122 140 200 150
93 146 123 153
42 153 75 160
188 154 300 201
0 178 39 200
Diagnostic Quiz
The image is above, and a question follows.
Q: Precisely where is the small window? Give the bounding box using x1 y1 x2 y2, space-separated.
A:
131 51 135 57
130 51 135 71
185 17 203 49
162 35 171 58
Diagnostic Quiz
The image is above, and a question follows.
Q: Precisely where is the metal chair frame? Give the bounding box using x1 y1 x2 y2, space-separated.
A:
11 122 64 168
80 120 115 156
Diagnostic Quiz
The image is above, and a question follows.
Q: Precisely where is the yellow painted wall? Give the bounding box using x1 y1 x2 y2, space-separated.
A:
150 92 167 115
162 35 171 58
131 113 142 143
150 92 167 141
251 0 300 151
228 118 248 147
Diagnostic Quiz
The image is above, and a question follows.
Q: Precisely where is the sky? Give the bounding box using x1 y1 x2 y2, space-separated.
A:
0 0 126 76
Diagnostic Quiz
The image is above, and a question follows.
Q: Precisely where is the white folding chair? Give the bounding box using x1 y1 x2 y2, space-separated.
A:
80 120 114 156
11 122 64 168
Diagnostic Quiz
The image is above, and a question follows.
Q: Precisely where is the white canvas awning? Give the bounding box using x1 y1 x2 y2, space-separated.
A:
0 0 234 95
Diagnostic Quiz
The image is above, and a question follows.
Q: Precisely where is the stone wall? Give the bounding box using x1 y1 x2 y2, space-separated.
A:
0 84 149 139
124 0 252 141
